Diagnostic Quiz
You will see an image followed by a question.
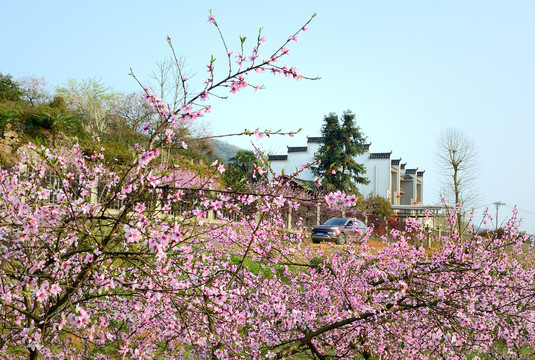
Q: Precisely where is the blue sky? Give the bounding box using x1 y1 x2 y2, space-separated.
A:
2 1 534 234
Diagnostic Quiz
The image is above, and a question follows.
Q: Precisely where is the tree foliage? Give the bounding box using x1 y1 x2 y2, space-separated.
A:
359 194 395 219
223 149 265 191
313 110 368 192
0 73 22 102
56 77 118 133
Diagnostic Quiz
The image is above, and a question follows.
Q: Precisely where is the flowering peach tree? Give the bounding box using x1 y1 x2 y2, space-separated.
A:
1 12 535 360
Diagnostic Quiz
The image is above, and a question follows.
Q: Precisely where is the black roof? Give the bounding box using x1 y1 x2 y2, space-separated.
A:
405 168 418 175
307 136 324 143
391 158 402 165
287 146 308 153
268 155 288 161
369 152 392 159
417 171 425 176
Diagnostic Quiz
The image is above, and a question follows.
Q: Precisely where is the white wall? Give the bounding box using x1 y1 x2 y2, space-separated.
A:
358 156 392 199
267 138 424 205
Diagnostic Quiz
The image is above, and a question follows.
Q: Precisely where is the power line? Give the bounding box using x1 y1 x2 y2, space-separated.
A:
502 204 535 216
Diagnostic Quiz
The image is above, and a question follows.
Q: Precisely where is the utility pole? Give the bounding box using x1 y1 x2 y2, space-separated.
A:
493 201 505 230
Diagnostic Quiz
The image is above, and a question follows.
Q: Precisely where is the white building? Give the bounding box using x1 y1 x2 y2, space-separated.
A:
268 136 425 205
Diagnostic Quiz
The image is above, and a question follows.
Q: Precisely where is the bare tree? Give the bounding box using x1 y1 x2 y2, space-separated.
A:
147 55 190 112
110 92 155 133
435 128 480 231
144 56 215 159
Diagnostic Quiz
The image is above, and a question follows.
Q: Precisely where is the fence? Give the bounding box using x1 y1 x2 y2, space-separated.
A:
18 168 450 247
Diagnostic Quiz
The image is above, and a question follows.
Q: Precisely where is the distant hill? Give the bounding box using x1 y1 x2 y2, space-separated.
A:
213 140 243 162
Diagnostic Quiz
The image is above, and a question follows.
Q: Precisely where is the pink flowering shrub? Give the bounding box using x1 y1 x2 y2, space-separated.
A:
1 12 535 360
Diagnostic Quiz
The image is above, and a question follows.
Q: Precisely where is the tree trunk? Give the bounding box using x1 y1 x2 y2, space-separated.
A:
29 348 38 360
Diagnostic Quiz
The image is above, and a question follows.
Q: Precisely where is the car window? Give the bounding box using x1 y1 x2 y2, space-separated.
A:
346 221 353 227
356 220 366 229
323 218 346 226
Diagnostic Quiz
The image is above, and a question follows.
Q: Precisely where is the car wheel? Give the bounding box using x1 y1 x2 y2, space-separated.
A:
335 233 346 245
312 238 320 244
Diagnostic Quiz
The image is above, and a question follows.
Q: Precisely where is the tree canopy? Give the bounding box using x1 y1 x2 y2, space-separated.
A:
0 73 22 102
313 110 369 191
223 149 265 191
56 77 118 133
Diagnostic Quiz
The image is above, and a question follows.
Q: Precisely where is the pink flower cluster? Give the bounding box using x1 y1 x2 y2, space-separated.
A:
138 148 159 168
324 190 358 207
229 75 248 93
143 89 170 117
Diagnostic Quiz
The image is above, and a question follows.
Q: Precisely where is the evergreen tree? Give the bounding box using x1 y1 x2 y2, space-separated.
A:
313 110 368 191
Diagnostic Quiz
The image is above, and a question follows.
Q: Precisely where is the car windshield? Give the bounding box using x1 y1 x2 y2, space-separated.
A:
323 218 347 226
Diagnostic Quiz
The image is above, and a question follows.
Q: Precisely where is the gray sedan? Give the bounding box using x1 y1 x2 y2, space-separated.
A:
311 218 367 245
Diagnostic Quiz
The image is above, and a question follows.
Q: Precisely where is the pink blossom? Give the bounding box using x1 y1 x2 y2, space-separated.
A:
126 228 142 243
35 288 48 303
325 192 336 205
253 130 265 139
50 283 61 295
211 200 223 210
141 122 151 134
192 208 204 218
274 196 285 208
134 203 145 213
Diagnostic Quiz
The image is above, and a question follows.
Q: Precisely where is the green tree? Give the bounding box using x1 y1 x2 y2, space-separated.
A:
0 73 22 102
358 194 394 219
223 150 264 191
313 110 368 191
